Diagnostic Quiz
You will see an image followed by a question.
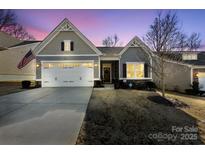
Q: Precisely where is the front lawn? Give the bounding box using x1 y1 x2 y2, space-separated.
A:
76 89 204 144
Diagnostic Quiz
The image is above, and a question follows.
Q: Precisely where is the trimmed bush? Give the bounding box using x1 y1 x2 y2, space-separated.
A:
192 81 199 93
146 81 156 91
114 79 120 89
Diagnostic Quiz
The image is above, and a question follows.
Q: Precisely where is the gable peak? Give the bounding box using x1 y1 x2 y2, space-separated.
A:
130 36 140 47
59 18 73 32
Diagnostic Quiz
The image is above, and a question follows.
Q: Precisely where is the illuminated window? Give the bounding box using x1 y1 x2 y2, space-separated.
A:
127 64 135 78
182 53 198 60
43 63 55 69
136 64 144 78
61 40 74 51
82 63 93 68
64 40 71 51
63 63 80 68
127 63 144 78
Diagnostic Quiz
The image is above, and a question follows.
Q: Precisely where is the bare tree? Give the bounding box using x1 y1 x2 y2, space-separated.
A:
144 11 201 97
0 10 16 30
102 34 120 47
3 24 35 40
0 10 34 40
187 32 201 51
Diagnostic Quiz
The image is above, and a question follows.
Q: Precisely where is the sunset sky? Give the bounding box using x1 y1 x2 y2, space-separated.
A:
13 9 205 47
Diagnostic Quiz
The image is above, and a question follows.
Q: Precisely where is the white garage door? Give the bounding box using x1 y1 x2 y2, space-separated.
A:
42 61 94 87
198 72 205 91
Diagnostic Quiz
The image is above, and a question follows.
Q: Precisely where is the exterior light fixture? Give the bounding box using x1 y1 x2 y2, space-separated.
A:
36 64 40 68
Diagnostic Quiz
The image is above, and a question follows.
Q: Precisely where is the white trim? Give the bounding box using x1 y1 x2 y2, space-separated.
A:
94 78 100 81
191 67 193 85
100 57 120 60
150 57 153 79
98 56 101 79
35 78 100 81
36 54 98 57
34 18 102 56
41 60 94 63
119 78 152 80
126 62 145 64
119 57 121 78
8 42 40 50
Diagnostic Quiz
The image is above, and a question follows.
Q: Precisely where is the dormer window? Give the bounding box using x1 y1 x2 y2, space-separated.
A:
61 40 74 51
182 53 198 60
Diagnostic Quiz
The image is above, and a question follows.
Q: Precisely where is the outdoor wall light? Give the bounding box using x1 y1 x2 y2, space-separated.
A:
94 64 98 67
36 64 40 68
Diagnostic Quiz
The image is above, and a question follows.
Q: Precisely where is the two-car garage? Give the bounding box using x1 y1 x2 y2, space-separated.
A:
41 61 94 87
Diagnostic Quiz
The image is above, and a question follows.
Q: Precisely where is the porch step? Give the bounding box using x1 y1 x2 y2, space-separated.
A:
94 84 114 90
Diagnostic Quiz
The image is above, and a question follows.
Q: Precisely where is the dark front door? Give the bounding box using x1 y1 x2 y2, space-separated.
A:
104 67 111 83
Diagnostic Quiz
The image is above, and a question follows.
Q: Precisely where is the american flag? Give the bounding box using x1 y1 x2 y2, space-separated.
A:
17 49 35 69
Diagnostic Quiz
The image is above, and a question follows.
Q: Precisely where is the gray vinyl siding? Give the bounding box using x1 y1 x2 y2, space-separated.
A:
38 31 97 55
119 47 151 78
36 56 99 79
152 58 192 92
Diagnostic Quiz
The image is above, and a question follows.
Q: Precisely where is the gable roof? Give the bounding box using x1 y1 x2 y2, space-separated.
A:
119 36 154 58
34 18 102 55
0 31 21 49
10 41 42 48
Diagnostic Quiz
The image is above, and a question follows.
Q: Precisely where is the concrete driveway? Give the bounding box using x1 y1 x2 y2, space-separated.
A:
0 87 92 145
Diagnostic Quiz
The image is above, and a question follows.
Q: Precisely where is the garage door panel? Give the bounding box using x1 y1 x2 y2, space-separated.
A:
42 62 94 87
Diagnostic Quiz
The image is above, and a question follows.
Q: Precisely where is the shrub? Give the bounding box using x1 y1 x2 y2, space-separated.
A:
185 81 200 95
185 89 195 95
94 81 104 88
192 81 199 93
146 81 156 91
114 79 120 89
21 80 31 89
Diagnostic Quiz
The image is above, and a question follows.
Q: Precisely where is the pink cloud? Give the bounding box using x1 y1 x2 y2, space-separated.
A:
25 26 48 40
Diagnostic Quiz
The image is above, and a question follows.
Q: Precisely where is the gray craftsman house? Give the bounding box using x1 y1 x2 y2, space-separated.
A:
34 18 153 87
0 18 205 92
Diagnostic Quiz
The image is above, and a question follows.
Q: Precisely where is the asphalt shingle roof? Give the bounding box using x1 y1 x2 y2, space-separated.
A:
0 31 21 49
154 51 205 66
9 41 42 47
182 52 205 66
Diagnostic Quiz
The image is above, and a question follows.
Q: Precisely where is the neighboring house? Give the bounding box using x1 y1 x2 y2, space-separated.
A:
0 31 21 51
0 18 204 92
0 41 40 81
153 52 205 92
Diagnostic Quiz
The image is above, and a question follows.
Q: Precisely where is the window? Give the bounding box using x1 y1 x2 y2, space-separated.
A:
127 63 144 78
43 63 56 69
61 40 74 51
63 63 80 68
182 53 198 60
82 63 93 68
